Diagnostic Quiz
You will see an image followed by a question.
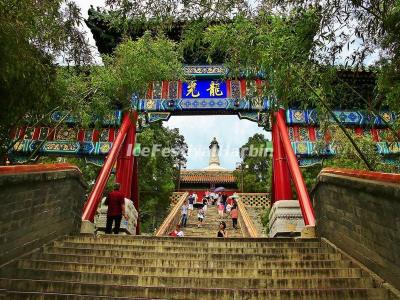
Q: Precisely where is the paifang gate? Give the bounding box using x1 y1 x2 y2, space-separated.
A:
81 65 325 234
8 65 399 235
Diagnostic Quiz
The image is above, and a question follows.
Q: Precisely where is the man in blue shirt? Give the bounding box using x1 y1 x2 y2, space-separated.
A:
181 200 188 227
188 194 194 217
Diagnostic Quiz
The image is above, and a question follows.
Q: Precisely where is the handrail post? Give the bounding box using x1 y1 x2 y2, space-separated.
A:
276 109 316 226
82 112 134 222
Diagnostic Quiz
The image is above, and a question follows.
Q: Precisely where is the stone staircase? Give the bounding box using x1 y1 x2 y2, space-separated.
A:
0 234 397 299
182 204 243 237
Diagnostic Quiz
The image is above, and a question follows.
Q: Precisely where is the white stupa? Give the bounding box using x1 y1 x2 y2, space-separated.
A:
203 137 227 171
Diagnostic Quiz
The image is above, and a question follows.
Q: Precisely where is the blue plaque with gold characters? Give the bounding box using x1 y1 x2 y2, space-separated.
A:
182 80 227 99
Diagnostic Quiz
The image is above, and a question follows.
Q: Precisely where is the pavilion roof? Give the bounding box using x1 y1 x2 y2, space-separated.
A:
180 170 236 183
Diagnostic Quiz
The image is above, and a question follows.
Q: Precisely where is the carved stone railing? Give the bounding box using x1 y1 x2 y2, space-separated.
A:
236 199 259 238
169 192 187 206
155 192 188 236
237 193 271 208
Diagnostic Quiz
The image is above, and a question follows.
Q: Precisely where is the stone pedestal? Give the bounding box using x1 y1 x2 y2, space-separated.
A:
94 197 138 235
80 220 95 234
269 200 305 237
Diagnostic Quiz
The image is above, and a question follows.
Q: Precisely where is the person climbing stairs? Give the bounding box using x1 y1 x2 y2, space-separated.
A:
182 202 243 237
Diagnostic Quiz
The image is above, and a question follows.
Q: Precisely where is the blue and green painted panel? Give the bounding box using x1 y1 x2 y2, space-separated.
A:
286 109 397 126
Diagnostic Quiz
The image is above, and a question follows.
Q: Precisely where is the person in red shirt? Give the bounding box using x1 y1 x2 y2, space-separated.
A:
230 204 239 230
105 183 128 234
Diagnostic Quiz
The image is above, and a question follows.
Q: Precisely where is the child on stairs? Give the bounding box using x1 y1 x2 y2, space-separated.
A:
197 207 205 227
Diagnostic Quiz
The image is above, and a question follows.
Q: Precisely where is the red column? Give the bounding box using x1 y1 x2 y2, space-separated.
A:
116 119 136 199
276 109 315 226
270 167 275 204
82 112 133 221
272 111 293 202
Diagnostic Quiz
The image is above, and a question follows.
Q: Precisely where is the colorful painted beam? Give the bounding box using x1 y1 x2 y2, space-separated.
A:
286 109 397 127
11 139 113 156
184 65 228 77
11 127 117 143
133 79 271 113
287 126 396 143
290 141 400 157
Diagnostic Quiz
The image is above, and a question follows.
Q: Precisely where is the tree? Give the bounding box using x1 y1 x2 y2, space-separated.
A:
263 0 400 124
300 124 399 191
202 10 400 170
137 124 188 233
234 133 272 193
53 34 186 233
103 0 251 23
54 32 184 130
0 0 92 162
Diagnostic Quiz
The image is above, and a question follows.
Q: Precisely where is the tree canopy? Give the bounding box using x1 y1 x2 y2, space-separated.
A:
0 0 93 161
137 124 188 233
234 133 272 193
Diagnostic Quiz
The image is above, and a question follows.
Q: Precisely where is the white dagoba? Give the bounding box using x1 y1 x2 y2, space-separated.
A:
203 137 227 171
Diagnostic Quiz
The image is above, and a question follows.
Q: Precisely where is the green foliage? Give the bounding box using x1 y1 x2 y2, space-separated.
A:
261 207 271 230
103 0 251 23
92 33 184 109
316 124 398 172
300 165 322 192
56 34 187 231
300 125 400 192
0 0 92 161
203 10 326 107
234 133 272 193
53 34 184 130
137 124 188 233
265 0 400 114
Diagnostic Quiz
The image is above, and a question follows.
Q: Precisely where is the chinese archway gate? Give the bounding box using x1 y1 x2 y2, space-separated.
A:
9 65 399 234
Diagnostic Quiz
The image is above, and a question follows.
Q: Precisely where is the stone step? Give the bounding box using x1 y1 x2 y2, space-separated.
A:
64 235 323 247
0 278 387 299
180 230 243 238
17 260 363 279
179 206 245 237
5 291 161 300
30 253 351 269
52 241 333 254
63 238 323 249
0 272 375 289
182 224 240 230
42 246 343 261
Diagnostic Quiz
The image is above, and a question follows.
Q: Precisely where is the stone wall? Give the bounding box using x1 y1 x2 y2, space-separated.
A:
313 168 400 289
0 163 86 266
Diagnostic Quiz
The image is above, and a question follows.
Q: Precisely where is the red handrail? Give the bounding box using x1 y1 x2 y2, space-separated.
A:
321 167 400 184
82 112 135 221
0 163 80 175
276 109 316 226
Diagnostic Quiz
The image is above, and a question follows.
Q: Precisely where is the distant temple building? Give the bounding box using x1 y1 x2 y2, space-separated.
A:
179 138 238 191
